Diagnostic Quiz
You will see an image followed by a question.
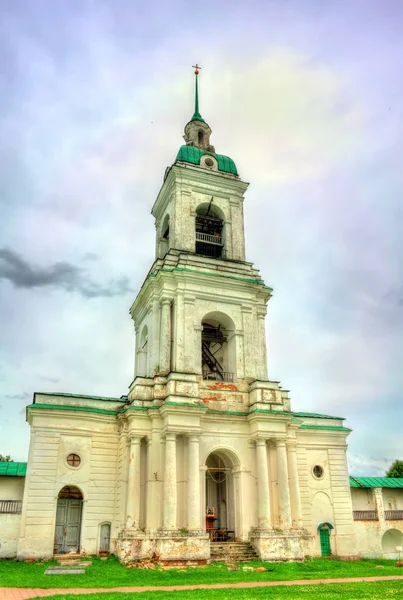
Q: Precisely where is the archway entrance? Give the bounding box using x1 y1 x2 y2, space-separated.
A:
205 451 238 541
54 486 83 554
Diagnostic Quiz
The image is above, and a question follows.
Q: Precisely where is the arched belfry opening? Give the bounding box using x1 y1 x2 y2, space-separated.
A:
201 312 236 382
205 450 238 541
159 214 170 258
54 486 83 554
195 202 224 259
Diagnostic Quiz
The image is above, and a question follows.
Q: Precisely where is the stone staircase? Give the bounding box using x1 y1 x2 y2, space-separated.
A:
210 542 258 562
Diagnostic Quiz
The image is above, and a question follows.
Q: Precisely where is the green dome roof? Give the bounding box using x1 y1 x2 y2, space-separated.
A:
175 145 238 176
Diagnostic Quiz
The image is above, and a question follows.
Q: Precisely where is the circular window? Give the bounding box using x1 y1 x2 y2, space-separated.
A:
66 453 81 468
313 465 324 479
204 157 214 168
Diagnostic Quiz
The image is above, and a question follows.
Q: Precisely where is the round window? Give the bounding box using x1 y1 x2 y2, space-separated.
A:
313 465 324 479
204 157 214 168
66 453 81 468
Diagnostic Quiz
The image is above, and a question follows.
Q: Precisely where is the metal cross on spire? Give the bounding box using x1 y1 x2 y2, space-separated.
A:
191 63 205 122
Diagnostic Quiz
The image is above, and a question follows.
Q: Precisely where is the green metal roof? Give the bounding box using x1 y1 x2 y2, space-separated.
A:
0 462 27 477
293 411 345 420
350 476 403 488
175 145 238 175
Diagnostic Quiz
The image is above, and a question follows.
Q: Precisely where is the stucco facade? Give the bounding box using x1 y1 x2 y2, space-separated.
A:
1 76 400 563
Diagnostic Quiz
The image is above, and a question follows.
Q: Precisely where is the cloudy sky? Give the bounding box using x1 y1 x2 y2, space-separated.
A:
1 0 402 475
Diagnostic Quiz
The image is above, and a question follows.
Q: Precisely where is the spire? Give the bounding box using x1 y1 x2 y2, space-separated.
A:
191 64 205 123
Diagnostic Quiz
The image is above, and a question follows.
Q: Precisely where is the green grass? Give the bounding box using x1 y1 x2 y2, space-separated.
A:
29 581 403 599
0 556 402 589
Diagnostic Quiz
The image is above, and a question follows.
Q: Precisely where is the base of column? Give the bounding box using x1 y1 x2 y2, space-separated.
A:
249 528 311 561
116 530 209 563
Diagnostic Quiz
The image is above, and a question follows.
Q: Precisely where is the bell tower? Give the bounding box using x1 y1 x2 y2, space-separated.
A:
128 65 289 410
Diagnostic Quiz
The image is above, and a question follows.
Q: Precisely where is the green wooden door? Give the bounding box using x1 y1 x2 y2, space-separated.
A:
319 527 331 557
54 498 82 553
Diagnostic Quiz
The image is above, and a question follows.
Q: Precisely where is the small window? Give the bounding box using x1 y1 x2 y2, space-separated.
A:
67 453 81 468
198 130 204 145
313 465 324 479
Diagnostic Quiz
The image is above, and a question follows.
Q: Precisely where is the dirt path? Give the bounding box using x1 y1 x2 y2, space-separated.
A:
1 575 403 599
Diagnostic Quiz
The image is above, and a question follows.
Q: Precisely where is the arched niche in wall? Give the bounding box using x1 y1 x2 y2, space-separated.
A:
137 325 149 377
201 311 236 382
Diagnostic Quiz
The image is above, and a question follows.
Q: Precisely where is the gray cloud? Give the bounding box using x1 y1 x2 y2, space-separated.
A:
5 393 30 401
0 248 133 298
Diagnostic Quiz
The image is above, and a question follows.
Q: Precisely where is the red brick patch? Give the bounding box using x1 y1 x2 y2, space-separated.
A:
207 383 238 391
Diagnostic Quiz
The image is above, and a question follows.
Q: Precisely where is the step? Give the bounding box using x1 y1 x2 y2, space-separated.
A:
210 542 259 562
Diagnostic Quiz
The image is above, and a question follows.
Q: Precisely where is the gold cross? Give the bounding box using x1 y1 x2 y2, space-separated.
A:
192 63 201 75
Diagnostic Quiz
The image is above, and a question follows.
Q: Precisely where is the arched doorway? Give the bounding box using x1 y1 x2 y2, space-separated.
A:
317 522 334 557
205 450 239 541
54 486 83 554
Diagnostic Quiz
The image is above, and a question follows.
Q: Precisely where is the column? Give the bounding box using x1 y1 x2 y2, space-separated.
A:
126 435 142 529
287 442 302 528
159 299 171 374
255 438 271 529
187 435 201 530
276 439 292 529
373 488 385 523
163 432 177 529
257 311 268 380
151 298 160 374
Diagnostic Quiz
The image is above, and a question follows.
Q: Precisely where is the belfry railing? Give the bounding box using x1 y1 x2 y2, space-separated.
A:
203 370 234 383
196 232 222 245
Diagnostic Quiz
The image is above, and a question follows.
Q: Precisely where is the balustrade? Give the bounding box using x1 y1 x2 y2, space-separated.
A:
0 500 22 513
353 510 378 520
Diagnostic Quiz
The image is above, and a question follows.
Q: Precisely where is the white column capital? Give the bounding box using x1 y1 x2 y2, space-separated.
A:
165 432 177 442
255 438 267 447
276 438 287 448
127 434 142 445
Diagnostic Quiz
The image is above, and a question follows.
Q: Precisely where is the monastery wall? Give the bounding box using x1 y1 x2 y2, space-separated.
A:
0 477 25 558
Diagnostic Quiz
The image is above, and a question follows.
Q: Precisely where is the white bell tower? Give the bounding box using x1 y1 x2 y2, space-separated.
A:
128 64 289 413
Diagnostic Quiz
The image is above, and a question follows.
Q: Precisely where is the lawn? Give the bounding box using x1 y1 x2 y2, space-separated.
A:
0 556 402 589
30 581 403 599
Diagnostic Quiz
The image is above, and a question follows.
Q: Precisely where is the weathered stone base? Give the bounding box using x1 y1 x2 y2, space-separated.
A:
249 528 311 561
116 530 209 563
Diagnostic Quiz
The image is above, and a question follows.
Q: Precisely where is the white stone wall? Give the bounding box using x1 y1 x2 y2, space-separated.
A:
0 477 25 558
17 402 120 559
296 432 356 557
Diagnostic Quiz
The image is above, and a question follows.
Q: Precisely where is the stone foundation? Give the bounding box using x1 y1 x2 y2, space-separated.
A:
116 530 210 563
250 529 311 561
